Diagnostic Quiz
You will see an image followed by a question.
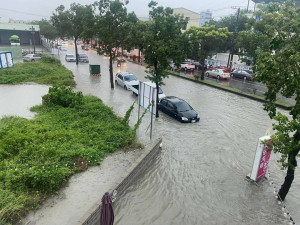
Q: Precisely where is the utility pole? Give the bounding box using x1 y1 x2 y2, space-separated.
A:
247 0 250 12
31 26 36 54
227 7 240 71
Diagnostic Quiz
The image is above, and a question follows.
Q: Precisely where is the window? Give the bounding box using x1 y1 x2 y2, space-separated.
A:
166 102 175 111
175 101 192 112
118 74 123 80
160 99 167 107
124 75 137 81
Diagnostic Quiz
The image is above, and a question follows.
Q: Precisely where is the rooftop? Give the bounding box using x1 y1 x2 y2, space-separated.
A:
0 23 40 31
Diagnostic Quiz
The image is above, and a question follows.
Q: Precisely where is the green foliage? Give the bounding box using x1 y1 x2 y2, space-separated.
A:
51 3 95 64
122 102 135 125
42 86 83 108
185 26 232 79
95 0 137 88
31 19 58 40
0 91 136 223
0 61 75 87
41 55 61 64
254 0 300 169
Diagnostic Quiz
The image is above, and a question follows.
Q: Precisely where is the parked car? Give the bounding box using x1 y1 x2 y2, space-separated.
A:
180 62 195 71
78 53 89 63
158 96 200 123
65 54 76 62
205 69 231 79
231 70 254 81
216 65 231 73
23 54 42 62
115 72 139 90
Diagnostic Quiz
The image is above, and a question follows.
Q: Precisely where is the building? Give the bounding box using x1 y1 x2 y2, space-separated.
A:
0 23 40 45
199 10 212 27
173 8 200 31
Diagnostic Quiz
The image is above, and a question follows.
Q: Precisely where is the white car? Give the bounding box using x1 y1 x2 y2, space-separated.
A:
205 69 231 79
180 61 195 71
23 54 42 62
65 54 76 62
115 72 139 90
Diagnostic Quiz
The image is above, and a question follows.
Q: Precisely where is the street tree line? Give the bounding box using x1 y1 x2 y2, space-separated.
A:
33 0 300 200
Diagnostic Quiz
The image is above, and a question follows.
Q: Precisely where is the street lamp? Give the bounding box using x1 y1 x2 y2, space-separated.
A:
30 26 36 54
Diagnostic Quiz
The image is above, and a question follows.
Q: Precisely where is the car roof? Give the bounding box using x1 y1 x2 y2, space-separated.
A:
162 96 185 103
66 54 75 56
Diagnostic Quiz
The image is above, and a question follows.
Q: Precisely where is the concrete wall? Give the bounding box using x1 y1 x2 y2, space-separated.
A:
79 138 163 225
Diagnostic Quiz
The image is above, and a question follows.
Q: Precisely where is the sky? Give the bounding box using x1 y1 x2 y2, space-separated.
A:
0 0 255 22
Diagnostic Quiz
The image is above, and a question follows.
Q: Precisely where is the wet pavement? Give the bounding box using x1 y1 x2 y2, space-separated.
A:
55 46 299 225
1 45 299 224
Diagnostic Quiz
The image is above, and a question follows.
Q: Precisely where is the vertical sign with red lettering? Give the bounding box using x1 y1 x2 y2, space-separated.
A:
250 136 272 181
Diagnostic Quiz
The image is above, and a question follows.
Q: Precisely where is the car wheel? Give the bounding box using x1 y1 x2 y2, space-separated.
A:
124 85 127 90
31 59 35 62
217 75 220 79
206 72 209 77
115 80 117 85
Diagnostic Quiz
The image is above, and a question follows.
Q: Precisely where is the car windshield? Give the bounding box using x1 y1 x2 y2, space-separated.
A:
67 55 75 58
222 70 228 73
175 101 192 112
79 55 88 58
124 75 137 81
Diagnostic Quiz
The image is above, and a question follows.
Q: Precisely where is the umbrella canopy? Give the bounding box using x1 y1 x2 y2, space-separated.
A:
9 35 20 40
100 192 114 225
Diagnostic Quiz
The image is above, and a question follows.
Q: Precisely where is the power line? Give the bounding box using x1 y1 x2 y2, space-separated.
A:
0 7 50 19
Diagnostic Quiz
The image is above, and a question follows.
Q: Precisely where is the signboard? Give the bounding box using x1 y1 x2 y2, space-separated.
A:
249 136 272 181
138 81 157 115
0 51 14 69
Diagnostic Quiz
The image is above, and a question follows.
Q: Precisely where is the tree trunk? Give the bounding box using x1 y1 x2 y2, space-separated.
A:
278 152 298 201
201 58 205 80
155 82 159 118
109 50 114 89
154 59 159 118
74 37 78 65
138 46 141 63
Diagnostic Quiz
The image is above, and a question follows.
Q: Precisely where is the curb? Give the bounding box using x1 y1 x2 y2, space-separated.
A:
167 71 293 111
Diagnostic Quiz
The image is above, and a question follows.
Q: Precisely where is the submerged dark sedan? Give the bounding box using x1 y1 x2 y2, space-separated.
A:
158 96 200 123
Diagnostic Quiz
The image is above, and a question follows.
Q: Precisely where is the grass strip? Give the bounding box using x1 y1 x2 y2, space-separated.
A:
0 90 137 224
0 56 75 87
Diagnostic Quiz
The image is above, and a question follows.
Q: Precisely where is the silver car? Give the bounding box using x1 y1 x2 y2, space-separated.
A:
205 69 231 79
23 54 41 62
115 72 139 90
65 54 76 62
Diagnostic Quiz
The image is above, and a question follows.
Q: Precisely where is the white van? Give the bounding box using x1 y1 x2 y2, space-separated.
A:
130 81 166 101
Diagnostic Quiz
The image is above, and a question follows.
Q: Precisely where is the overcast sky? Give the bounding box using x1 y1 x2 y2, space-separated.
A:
0 0 255 22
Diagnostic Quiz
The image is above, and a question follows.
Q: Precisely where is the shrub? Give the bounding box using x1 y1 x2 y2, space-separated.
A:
41 55 61 64
42 86 83 108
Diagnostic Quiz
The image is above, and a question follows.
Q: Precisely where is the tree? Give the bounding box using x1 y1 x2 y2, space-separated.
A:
96 0 137 88
185 26 231 80
31 19 57 40
143 1 188 117
254 0 300 200
51 3 95 64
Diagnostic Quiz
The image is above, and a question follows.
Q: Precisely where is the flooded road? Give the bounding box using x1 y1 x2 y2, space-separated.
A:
55 47 300 224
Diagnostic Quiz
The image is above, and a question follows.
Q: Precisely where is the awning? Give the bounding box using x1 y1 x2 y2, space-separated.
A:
9 35 20 40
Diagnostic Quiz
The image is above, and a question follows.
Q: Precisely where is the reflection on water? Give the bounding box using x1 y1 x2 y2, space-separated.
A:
0 84 49 119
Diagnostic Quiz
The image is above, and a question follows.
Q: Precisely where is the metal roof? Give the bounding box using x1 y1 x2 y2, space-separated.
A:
0 23 40 31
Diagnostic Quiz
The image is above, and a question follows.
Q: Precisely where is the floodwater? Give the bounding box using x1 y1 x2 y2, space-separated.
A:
1 45 299 224
0 84 49 119
56 46 299 225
